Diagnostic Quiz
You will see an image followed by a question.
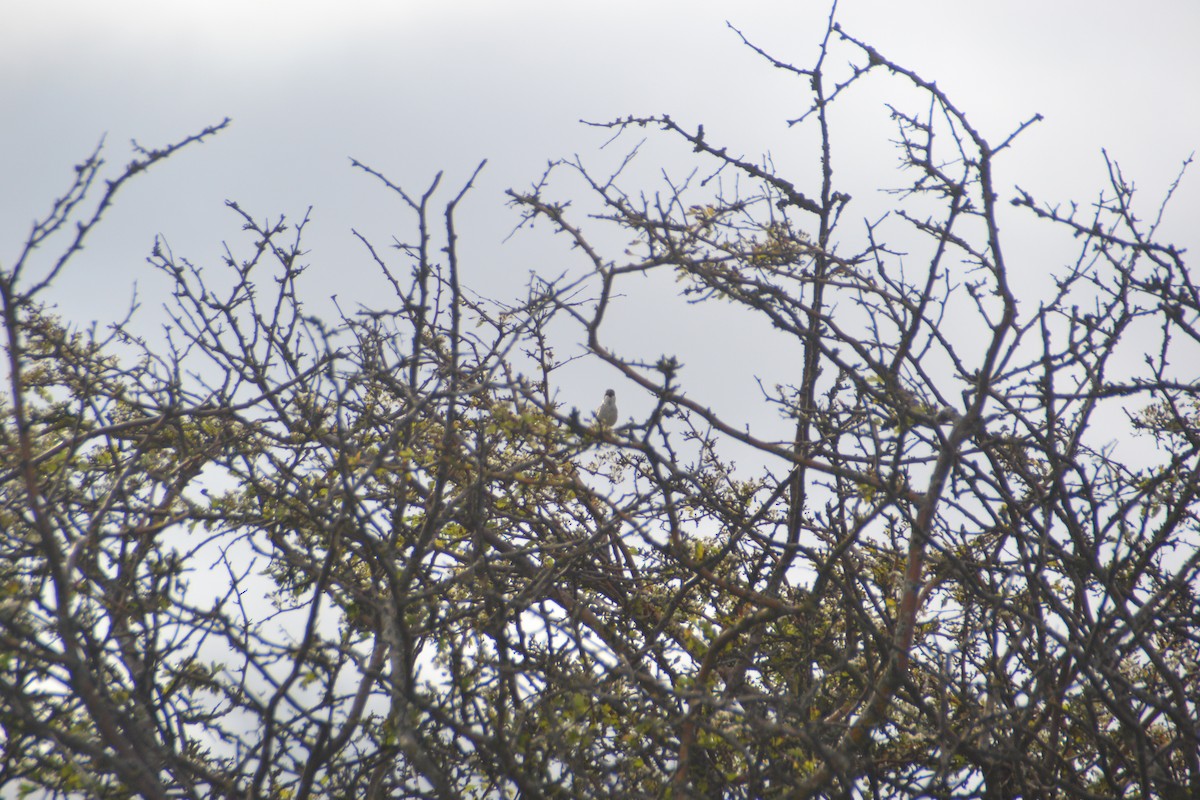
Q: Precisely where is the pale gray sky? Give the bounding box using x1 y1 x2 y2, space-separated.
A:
3 1 1197 419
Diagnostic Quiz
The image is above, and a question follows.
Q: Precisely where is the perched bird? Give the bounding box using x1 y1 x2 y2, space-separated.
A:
935 406 960 425
595 389 618 428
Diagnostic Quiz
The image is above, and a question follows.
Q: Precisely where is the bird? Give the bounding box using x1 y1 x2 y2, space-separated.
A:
595 389 618 428
935 406 960 425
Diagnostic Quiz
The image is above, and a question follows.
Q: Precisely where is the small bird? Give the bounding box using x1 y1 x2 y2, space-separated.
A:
595 389 618 428
935 406 960 425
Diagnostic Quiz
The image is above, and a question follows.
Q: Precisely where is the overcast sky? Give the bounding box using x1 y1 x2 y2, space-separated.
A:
3 0 1197 424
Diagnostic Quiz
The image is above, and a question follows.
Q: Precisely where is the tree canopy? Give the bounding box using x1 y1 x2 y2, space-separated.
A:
2 13 1198 800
